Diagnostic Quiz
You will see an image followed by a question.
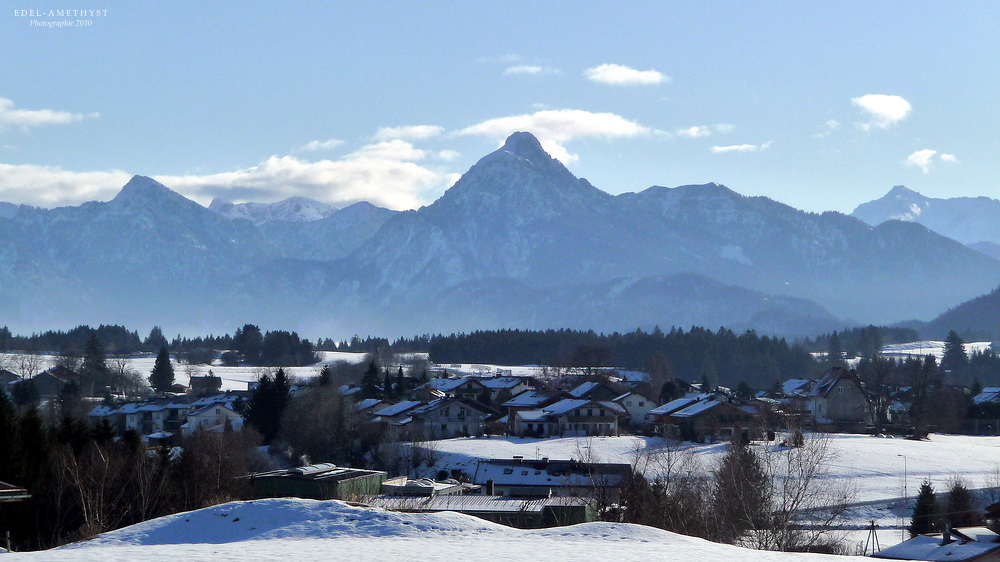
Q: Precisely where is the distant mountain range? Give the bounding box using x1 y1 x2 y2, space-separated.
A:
852 185 1000 249
1 132 999 339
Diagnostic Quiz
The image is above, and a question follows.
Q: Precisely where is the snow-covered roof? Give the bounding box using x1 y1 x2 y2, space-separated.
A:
974 387 1000 405
478 377 526 390
873 533 1000 561
372 400 423 418
780 378 813 396
502 390 559 408
567 381 601 398
354 398 383 412
88 404 117 417
190 394 239 408
647 395 709 416
188 401 237 417
809 367 860 397
670 399 723 418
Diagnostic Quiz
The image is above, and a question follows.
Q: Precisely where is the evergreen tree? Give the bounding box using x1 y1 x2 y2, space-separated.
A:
946 478 978 528
317 365 333 387
149 346 175 393
395 367 405 397
80 332 111 396
713 442 770 543
910 480 937 537
360 358 381 399
143 326 168 352
383 368 393 400
244 368 291 444
827 331 845 366
941 330 969 383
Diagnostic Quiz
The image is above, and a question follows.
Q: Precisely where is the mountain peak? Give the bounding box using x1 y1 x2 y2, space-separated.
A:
887 185 923 199
501 131 547 160
116 175 171 198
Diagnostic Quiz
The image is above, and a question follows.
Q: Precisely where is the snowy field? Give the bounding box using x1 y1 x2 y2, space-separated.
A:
416 433 1000 549
7 498 872 561
879 340 992 360
0 351 374 392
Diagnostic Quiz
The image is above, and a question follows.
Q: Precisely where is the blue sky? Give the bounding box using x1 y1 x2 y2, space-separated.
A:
2 1 998 213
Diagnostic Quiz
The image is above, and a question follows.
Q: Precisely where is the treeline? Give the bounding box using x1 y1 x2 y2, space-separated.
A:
0 394 264 551
428 327 819 390
804 325 920 357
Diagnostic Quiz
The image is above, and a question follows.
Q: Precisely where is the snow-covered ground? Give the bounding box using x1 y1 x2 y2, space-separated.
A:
0 351 374 392
7 498 873 561
880 340 992 360
416 433 1000 549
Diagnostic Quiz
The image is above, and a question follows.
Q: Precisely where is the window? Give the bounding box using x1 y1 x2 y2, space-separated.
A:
598 409 605 416
443 407 450 417
587 409 593 416
522 470 528 476
638 401 645 407
575 409 581 416
503 468 514 475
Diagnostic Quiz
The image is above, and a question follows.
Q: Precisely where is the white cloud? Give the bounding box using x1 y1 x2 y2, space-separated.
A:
584 64 669 85
437 149 461 161
374 125 444 142
0 164 132 206
676 126 712 138
906 149 937 173
296 138 344 152
905 149 958 172
0 97 97 129
504 65 542 75
714 124 736 134
711 141 772 154
0 140 452 210
457 109 653 163
347 139 427 162
852 94 912 131
814 119 840 139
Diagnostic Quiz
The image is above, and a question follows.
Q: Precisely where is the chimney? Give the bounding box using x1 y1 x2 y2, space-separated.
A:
941 524 953 545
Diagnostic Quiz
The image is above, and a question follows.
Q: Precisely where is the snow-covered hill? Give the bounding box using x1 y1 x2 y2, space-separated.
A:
209 196 338 225
11 498 871 561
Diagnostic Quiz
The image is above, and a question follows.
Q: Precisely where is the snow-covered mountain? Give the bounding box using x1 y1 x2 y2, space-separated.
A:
209 196 338 225
852 185 1000 246
1 133 998 337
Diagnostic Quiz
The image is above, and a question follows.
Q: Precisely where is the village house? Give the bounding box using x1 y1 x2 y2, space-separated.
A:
512 398 627 437
567 381 622 402
645 394 713 433
667 397 760 443
183 401 243 436
368 400 423 425
471 457 632 500
478 376 534 401
612 391 658 429
502 390 569 422
809 366 870 431
423 377 489 401
409 397 498 438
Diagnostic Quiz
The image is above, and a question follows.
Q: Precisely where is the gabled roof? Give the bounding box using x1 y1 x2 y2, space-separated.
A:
34 365 79 383
873 532 1000 561
613 391 655 404
502 390 563 408
372 400 423 418
809 367 862 398
478 377 527 390
425 377 486 393
88 404 117 417
568 381 611 398
354 398 384 412
670 399 724 418
190 394 239 408
409 397 495 417
647 394 711 416
780 378 814 396
188 401 237 417
974 387 1000 405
